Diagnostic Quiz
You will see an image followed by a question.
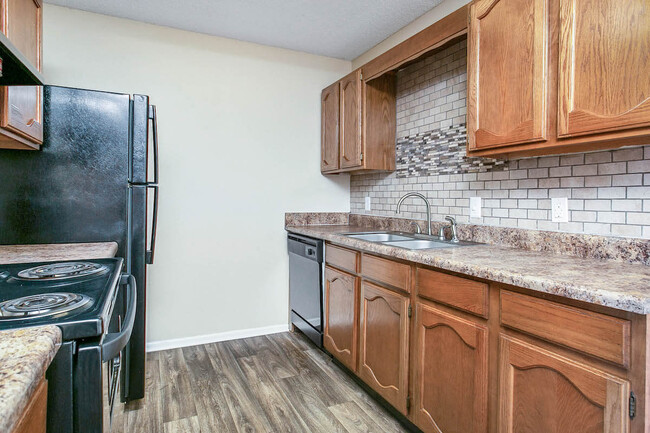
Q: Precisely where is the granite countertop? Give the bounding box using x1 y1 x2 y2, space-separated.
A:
287 224 650 314
0 242 119 264
0 326 61 433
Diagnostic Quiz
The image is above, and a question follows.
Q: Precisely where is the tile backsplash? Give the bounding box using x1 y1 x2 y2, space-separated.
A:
351 39 650 239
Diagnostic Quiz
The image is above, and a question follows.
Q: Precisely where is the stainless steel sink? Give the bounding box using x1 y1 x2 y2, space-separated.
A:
341 231 480 250
344 232 414 242
382 239 466 249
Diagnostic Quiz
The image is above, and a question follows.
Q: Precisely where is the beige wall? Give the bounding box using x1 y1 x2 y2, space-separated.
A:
42 5 351 346
352 0 471 69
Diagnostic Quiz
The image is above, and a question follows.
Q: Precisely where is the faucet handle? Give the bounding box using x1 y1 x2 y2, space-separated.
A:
444 215 459 243
410 221 422 234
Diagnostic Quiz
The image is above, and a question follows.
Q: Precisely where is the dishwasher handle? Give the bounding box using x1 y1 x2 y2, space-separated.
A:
287 234 323 263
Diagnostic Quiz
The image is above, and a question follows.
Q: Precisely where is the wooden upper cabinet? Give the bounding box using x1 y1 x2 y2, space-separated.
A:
557 0 650 138
340 69 362 169
358 281 410 414
321 82 340 172
468 0 650 157
0 0 43 150
499 335 629 433
468 0 548 150
412 302 488 433
320 69 396 174
323 266 359 372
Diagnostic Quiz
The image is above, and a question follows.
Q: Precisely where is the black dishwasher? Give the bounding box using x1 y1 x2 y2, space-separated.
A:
288 233 324 347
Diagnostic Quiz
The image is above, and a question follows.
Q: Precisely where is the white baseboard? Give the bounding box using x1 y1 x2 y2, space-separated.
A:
146 323 290 352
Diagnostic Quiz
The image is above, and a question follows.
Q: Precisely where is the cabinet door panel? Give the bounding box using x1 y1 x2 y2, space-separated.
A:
499 335 629 433
468 0 548 150
359 281 409 414
321 82 340 172
340 69 362 169
558 0 650 137
3 86 43 143
324 266 358 371
413 303 488 433
2 0 43 144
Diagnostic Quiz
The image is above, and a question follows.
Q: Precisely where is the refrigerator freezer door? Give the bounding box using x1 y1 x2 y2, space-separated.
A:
0 86 131 258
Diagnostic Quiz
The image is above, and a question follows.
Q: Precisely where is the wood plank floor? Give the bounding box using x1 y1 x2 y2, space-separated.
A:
113 331 410 433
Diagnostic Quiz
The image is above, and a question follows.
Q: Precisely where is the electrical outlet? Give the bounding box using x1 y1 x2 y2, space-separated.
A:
365 196 371 211
470 197 482 218
551 197 569 222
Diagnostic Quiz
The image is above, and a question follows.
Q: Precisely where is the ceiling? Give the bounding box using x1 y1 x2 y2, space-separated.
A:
44 0 445 60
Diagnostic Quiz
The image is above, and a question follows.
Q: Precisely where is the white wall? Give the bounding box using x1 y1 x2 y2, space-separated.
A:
42 5 351 346
352 0 471 69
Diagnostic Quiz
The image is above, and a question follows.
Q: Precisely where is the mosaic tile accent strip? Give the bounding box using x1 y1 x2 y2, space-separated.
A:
396 123 506 177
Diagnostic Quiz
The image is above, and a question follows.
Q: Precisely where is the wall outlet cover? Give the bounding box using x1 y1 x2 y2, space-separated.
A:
470 197 482 218
551 197 569 222
365 196 371 211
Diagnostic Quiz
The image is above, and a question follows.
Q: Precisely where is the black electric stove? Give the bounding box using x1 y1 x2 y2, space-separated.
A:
0 257 136 433
0 258 123 340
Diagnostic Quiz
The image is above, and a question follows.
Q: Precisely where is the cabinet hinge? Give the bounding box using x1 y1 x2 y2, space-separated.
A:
360 153 363 161
406 395 411 411
630 391 636 419
360 71 363 80
408 305 412 318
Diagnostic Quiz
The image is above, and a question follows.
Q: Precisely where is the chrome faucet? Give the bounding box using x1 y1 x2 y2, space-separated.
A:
410 221 422 234
396 192 432 236
439 216 459 243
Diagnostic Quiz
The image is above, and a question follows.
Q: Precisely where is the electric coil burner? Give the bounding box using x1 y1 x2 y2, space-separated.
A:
17 261 108 280
0 292 92 319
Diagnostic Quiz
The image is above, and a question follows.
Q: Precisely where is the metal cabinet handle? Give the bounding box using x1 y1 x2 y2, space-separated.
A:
330 277 340 283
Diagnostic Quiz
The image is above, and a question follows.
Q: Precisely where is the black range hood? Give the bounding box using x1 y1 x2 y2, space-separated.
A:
0 32 44 85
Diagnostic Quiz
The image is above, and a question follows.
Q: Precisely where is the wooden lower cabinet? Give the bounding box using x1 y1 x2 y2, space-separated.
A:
359 280 410 414
12 378 47 433
324 266 359 371
412 302 488 433
322 244 646 431
499 335 629 433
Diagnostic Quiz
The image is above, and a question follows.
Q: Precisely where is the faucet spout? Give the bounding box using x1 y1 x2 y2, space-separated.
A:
396 192 432 236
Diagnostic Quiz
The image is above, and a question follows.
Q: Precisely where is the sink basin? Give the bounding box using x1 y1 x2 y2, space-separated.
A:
344 232 415 242
341 231 481 250
382 239 461 249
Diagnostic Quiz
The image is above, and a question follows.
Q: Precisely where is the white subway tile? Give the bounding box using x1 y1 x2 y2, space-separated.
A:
597 212 626 224
583 223 611 236
611 224 642 238
612 174 643 186
612 147 644 161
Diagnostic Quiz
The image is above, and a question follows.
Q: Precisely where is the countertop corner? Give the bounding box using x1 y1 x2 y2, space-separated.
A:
0 325 61 433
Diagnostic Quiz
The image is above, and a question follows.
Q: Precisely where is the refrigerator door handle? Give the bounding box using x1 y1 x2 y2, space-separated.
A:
145 184 158 264
147 105 159 185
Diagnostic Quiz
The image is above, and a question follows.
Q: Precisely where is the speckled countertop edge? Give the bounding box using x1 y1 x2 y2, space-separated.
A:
286 224 650 314
0 242 119 265
0 326 61 433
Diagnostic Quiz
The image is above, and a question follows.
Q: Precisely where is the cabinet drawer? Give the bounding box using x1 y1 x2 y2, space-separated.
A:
326 244 359 273
500 291 630 367
416 268 488 318
361 254 410 292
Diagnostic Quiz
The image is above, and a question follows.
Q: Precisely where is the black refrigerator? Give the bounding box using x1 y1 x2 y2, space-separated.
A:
0 85 158 402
